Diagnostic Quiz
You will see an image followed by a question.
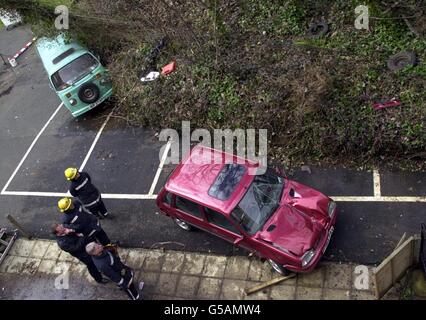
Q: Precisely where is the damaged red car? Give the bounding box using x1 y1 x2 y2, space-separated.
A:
156 145 337 274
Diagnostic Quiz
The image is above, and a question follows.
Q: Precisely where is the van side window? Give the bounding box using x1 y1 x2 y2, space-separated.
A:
163 192 173 205
175 196 202 218
204 207 241 235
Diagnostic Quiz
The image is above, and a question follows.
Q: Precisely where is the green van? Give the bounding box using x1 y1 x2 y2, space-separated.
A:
36 35 113 117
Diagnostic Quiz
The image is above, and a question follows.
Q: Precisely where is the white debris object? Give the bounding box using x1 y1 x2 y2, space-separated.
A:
0 10 22 29
140 71 160 83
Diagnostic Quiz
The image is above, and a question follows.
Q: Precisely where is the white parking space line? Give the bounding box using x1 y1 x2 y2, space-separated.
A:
79 110 113 171
148 140 172 196
331 196 426 202
1 191 70 197
0 102 63 195
101 193 157 200
2 190 425 202
373 169 381 198
1 190 157 199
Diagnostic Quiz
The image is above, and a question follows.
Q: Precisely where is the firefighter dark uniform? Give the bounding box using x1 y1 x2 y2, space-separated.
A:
56 233 104 283
60 199 111 246
92 248 141 300
69 171 108 218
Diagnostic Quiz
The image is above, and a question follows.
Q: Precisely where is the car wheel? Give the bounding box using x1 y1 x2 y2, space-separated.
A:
268 259 290 276
173 218 195 231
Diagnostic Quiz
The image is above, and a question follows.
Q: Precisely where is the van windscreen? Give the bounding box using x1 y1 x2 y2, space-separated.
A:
51 53 98 90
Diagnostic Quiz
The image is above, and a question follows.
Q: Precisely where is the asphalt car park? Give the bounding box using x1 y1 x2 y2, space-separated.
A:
3 107 165 196
81 124 165 195
4 105 106 193
0 25 425 266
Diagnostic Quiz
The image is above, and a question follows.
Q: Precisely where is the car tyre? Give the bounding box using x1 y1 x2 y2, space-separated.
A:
268 259 290 276
387 51 417 71
308 22 329 38
173 218 195 231
78 82 100 104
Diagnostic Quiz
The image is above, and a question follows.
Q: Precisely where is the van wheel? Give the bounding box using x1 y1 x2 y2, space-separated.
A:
173 218 195 231
268 259 290 276
78 83 100 104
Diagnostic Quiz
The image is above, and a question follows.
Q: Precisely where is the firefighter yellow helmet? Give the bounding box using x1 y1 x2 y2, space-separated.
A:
64 167 78 180
58 198 72 212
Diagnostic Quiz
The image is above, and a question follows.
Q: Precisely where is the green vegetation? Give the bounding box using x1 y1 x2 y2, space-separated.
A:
3 0 426 169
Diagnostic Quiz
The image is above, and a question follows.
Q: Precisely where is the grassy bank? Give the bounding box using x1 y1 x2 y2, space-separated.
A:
4 0 426 170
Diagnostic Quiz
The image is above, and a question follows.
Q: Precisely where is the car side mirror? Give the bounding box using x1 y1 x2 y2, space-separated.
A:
234 236 244 246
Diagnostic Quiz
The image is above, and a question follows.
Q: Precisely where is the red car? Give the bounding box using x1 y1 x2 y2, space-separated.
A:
156 145 337 275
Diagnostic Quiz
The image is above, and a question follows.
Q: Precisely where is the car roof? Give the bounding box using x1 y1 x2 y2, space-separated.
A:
165 144 259 215
36 34 88 75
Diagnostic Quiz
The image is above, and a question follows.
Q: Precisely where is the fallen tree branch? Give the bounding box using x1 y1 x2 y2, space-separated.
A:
244 273 296 295
403 16 421 37
369 15 419 20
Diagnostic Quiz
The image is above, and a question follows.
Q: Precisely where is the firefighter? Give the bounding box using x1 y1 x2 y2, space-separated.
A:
64 168 109 219
52 223 108 284
57 197 111 246
85 242 144 300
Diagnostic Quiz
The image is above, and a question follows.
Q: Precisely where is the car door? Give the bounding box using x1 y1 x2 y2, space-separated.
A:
174 195 206 229
202 207 254 252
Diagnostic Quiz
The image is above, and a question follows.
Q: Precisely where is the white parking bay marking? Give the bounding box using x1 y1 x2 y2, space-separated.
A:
373 169 381 198
148 140 172 196
1 191 70 197
79 110 113 171
331 196 426 202
1 103 63 194
3 191 424 202
101 193 157 200
1 190 157 199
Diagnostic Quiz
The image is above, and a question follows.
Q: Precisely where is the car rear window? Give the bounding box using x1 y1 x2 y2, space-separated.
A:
163 192 173 205
208 164 246 200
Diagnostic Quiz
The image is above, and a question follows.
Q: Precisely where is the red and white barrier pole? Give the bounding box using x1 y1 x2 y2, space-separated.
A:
9 36 37 67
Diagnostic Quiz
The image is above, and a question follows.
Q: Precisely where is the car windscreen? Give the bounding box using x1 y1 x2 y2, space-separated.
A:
231 169 284 235
51 53 98 90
